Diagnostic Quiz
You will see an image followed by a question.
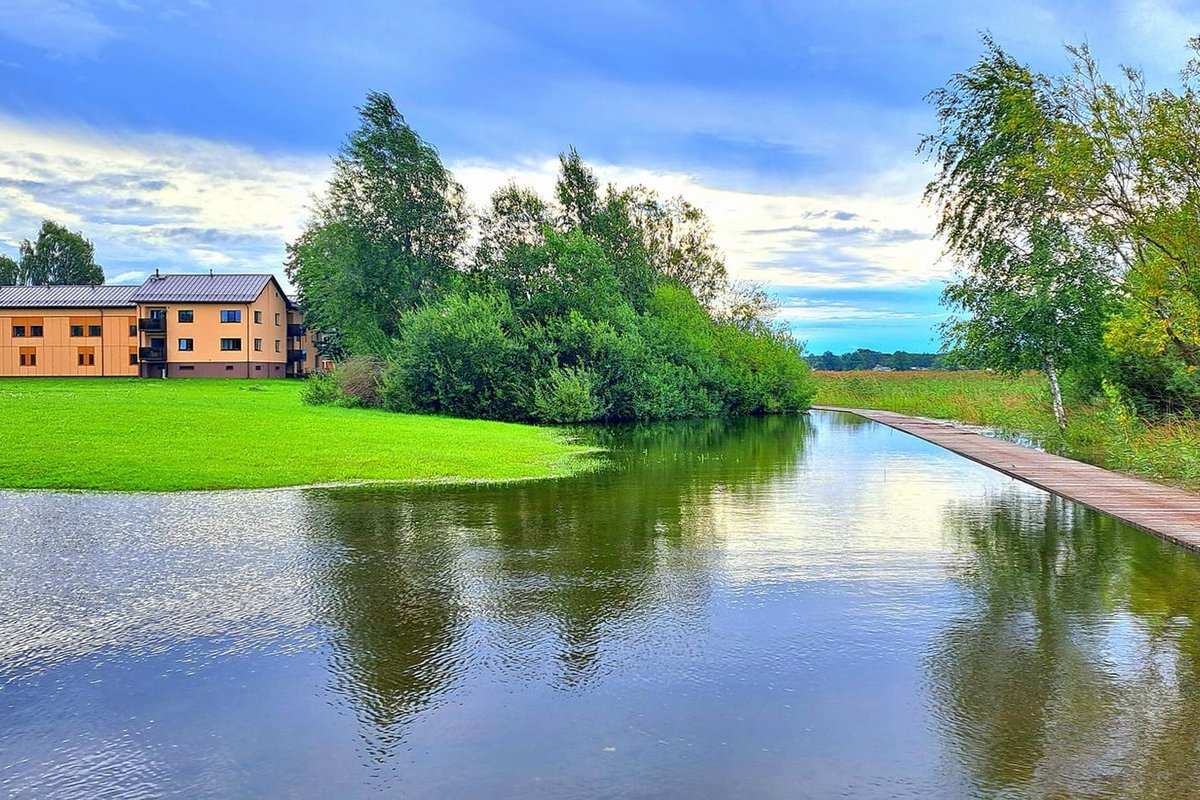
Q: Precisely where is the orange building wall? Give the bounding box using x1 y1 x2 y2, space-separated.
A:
0 308 139 377
141 283 290 378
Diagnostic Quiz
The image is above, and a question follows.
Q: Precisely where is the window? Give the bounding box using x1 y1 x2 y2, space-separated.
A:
220 338 241 351
220 310 241 323
11 325 24 338
225 365 234 371
178 338 194 352
70 325 84 337
275 340 281 353
18 347 35 367
255 365 262 371
178 310 194 323
254 310 262 324
178 365 195 372
129 350 138 365
30 325 43 337
129 324 137 337
88 325 102 337
254 338 262 351
77 348 95 367
275 313 281 325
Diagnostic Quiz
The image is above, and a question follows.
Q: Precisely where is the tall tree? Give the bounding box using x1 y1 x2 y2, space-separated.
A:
923 39 1115 427
286 91 467 354
15 221 104 285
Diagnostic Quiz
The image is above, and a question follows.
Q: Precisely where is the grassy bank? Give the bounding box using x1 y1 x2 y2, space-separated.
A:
814 370 1200 491
0 379 592 492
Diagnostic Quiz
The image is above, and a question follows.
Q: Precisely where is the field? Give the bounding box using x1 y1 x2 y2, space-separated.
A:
814 370 1200 491
0 378 592 492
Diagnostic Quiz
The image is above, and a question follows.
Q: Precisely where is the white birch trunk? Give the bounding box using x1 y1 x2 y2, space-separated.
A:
1044 353 1067 430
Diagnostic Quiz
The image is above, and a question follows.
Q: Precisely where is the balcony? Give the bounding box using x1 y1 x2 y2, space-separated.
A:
287 323 306 338
138 317 166 333
287 349 307 363
139 346 166 362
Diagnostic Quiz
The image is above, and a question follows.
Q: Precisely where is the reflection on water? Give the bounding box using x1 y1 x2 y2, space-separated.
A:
932 491 1200 798
2 411 1199 798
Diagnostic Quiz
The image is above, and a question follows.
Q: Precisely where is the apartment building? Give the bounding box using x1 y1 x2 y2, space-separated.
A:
0 273 318 378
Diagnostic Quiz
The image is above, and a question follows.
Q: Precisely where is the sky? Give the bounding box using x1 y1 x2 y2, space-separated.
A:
0 1 1197 352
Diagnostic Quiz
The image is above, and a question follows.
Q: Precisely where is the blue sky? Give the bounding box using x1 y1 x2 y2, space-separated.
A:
0 1 1195 352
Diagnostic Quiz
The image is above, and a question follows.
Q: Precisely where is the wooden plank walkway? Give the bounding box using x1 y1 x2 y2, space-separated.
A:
814 406 1200 553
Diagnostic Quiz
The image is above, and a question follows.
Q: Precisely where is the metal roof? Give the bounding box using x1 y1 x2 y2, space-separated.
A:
0 284 137 308
130 273 276 304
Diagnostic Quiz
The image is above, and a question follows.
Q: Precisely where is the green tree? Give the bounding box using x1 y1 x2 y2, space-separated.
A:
473 183 552 273
941 221 1112 427
286 91 467 354
0 252 17 285
923 39 1115 427
16 220 104 285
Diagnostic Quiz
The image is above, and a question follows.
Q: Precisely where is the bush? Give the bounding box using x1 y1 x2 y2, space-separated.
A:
394 292 526 420
1111 351 1200 417
335 357 384 408
530 365 604 422
301 369 343 406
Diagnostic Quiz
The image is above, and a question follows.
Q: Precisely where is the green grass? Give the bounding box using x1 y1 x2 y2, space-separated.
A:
814 370 1200 492
0 378 593 492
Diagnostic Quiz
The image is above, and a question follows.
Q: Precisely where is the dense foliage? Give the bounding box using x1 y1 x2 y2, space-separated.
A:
0 220 104 286
923 36 1200 423
288 93 814 422
806 349 953 371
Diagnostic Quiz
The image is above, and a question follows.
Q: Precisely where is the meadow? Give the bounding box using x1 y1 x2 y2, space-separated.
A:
814 370 1200 491
0 378 591 492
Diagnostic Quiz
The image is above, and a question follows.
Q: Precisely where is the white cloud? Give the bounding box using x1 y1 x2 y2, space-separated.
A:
775 299 943 324
0 115 328 281
0 116 944 293
455 157 945 289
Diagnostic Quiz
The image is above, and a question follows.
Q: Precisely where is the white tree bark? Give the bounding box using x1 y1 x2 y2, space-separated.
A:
1044 353 1067 430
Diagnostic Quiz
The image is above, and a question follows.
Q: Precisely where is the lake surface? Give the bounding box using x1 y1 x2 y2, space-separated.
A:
3 410 1200 798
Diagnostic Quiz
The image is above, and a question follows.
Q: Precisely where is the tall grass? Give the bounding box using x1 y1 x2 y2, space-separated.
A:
814 370 1200 492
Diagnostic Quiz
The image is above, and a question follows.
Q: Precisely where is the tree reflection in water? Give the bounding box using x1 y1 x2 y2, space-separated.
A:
931 488 1200 799
299 414 812 753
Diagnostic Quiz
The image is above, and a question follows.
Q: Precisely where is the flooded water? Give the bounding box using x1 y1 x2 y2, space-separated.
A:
2 411 1199 798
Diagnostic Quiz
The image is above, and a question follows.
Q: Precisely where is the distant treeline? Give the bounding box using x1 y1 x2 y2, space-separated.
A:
805 349 955 372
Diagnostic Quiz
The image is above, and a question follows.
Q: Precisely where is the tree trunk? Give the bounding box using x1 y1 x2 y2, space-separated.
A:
1044 353 1067 430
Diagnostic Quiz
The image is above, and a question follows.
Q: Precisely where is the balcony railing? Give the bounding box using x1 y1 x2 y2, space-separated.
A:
138 347 166 362
138 317 166 333
287 323 306 337
287 349 307 363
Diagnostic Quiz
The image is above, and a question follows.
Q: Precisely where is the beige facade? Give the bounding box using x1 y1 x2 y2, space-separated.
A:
0 274 316 379
138 283 294 378
0 307 139 377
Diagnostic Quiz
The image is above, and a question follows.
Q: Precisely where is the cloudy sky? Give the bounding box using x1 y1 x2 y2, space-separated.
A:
0 1 1196 352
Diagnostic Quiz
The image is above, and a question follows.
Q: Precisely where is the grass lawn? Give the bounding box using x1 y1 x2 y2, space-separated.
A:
814 370 1200 492
0 378 593 492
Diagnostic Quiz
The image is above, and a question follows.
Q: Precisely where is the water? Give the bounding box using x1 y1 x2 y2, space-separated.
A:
2 411 1199 798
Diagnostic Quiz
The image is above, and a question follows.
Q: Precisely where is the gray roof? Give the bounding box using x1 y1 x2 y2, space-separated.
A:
0 284 137 308
130 273 276 304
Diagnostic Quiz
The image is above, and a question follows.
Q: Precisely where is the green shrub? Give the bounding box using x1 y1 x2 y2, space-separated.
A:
530 365 605 422
394 292 526 420
301 369 343 406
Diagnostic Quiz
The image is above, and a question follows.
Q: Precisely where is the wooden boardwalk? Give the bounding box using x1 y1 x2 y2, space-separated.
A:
814 406 1200 553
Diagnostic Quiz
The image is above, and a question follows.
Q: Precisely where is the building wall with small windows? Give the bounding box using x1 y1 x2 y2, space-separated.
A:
0 307 139 377
0 274 318 379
